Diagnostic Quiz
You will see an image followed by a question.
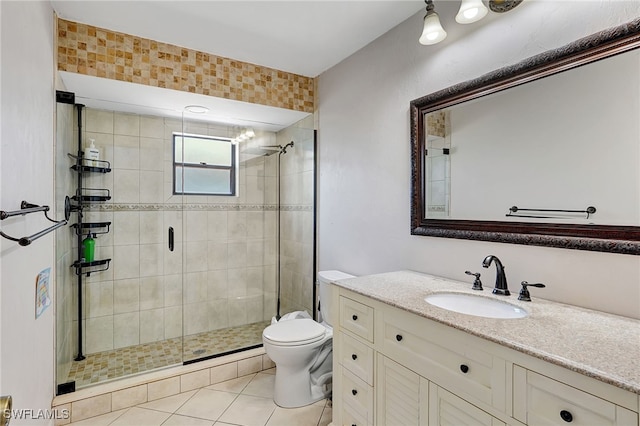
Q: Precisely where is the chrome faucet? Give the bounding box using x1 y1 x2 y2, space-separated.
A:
482 255 509 295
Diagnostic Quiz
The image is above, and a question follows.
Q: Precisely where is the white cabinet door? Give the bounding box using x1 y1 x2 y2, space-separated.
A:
429 383 505 426
376 354 429 426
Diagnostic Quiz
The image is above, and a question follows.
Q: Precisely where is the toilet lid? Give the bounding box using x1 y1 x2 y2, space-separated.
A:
263 319 327 346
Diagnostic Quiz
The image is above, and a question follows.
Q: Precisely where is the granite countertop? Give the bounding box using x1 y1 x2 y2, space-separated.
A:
331 270 640 394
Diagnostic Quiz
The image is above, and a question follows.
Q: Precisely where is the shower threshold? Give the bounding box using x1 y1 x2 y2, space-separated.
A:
66 320 270 388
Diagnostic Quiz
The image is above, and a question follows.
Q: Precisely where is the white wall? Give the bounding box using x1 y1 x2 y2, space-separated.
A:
0 0 56 422
318 0 640 319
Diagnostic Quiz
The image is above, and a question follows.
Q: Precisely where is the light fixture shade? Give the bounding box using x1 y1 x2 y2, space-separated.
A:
455 0 488 24
419 11 447 45
184 105 209 114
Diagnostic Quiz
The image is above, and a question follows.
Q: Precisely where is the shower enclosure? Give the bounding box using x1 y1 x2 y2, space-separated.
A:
54 95 316 392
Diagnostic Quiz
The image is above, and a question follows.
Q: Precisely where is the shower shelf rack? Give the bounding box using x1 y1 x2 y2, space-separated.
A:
68 142 112 277
71 188 111 203
71 258 112 276
70 221 111 236
68 186 112 276
66 102 115 362
68 155 112 174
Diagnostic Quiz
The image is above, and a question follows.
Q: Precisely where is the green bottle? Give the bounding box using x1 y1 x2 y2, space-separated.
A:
83 233 95 263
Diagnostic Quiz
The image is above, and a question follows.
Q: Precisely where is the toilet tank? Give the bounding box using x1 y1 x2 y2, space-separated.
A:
318 270 355 326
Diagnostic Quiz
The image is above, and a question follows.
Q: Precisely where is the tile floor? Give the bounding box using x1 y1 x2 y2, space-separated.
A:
67 369 332 426
68 321 270 388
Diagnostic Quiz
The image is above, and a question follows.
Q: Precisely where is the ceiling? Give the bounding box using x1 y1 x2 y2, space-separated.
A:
52 1 425 130
51 0 425 78
51 0 424 131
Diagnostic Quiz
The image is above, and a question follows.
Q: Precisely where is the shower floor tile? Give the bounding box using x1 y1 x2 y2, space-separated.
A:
66 321 270 388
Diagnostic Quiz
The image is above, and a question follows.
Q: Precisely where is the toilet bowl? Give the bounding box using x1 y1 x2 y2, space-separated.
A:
262 270 354 408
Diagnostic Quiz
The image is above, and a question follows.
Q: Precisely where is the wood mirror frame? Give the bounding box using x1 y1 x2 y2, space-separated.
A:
410 18 640 255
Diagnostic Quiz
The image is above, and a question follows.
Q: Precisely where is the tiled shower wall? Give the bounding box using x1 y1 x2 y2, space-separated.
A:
62 108 280 355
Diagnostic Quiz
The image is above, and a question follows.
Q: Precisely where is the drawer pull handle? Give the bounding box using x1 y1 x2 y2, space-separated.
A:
352 389 358 396
351 354 358 360
352 314 358 321
460 364 469 373
396 334 403 342
560 410 573 423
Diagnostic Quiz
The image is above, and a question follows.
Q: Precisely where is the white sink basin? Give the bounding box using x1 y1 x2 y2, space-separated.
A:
425 293 527 319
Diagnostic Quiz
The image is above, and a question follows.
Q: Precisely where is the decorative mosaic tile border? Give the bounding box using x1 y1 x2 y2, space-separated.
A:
280 205 313 212
84 203 313 212
56 18 315 113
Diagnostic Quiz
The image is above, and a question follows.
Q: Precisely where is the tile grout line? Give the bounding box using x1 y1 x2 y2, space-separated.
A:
211 387 244 424
102 407 129 426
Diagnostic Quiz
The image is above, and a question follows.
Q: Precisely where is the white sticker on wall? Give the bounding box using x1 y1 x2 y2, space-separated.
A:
35 267 51 319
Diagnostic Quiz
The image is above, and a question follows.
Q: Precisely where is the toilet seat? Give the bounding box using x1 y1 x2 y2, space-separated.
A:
263 319 328 347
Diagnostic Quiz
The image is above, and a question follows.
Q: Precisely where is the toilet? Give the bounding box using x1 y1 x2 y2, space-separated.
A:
262 270 355 408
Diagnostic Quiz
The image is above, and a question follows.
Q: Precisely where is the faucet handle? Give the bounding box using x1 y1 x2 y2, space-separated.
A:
465 271 483 291
518 281 546 301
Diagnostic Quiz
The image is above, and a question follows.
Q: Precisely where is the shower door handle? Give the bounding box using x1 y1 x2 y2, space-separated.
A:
168 227 174 252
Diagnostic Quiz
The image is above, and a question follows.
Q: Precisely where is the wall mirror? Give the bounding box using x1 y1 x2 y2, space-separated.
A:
410 19 640 254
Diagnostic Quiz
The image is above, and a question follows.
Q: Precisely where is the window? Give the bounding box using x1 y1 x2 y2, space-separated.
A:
173 133 236 196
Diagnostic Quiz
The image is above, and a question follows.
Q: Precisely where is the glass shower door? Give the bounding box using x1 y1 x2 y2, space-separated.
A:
275 116 316 318
179 109 268 362
178 108 316 363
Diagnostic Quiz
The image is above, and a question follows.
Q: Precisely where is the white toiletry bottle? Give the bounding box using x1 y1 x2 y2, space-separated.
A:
85 139 100 167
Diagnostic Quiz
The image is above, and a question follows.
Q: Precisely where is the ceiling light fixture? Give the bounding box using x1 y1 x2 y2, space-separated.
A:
232 127 256 143
456 0 488 24
420 0 501 45
184 105 209 114
419 0 447 45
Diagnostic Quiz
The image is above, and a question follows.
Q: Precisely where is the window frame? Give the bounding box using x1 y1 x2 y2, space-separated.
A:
172 132 237 196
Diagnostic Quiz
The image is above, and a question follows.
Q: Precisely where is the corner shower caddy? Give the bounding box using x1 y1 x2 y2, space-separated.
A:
68 103 112 361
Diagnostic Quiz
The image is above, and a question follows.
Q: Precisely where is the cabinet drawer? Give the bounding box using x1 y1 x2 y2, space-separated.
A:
513 366 638 426
340 296 374 342
341 367 374 424
341 402 370 426
379 308 506 412
340 332 374 385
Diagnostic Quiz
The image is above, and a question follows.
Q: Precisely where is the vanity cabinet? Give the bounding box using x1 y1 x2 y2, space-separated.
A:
331 287 639 426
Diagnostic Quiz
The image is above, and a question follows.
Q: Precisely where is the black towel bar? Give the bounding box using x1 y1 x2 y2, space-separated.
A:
0 197 70 246
506 205 596 220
